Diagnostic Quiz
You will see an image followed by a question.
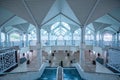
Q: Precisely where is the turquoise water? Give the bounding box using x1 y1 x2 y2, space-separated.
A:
37 67 57 80
63 67 83 80
36 67 83 80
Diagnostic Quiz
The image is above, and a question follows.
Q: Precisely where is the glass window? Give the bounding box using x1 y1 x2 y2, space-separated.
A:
103 33 112 41
1 32 5 42
10 33 20 41
74 29 80 34
56 30 61 36
41 29 48 35
29 28 36 40
61 27 67 32
74 29 81 40
85 34 94 40
51 22 70 37
61 22 70 30
57 35 64 40
51 22 60 30
54 28 60 33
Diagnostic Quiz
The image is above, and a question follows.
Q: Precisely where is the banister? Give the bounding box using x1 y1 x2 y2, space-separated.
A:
56 66 64 80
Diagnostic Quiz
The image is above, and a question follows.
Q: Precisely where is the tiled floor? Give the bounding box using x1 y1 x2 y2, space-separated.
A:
12 50 40 73
83 50 114 74
11 49 114 74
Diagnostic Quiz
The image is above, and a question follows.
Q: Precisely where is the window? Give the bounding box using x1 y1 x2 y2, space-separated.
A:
61 22 70 30
74 29 81 40
1 32 5 42
103 33 112 41
51 22 70 36
41 29 48 40
10 33 20 41
51 22 60 30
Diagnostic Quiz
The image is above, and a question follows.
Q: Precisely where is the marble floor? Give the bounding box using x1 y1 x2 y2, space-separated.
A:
11 49 115 74
11 50 40 73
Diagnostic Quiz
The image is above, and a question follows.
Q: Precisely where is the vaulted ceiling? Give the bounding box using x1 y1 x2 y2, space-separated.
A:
0 0 120 34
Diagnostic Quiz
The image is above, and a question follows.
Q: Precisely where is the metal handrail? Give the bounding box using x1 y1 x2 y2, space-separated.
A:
56 66 64 80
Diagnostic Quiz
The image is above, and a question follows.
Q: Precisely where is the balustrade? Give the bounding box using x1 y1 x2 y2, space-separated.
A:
0 47 17 73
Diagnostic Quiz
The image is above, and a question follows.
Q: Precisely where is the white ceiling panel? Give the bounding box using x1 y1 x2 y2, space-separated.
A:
2 16 27 28
0 7 14 27
0 0 34 25
87 0 120 25
26 0 55 26
67 0 96 25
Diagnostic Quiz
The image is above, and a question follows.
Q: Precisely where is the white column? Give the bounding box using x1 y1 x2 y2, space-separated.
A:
114 33 117 47
36 27 42 68
71 32 74 45
112 34 114 47
26 33 28 47
99 33 101 47
80 27 85 68
101 33 104 48
118 32 120 47
48 32 50 45
8 34 10 47
117 32 119 47
113 33 116 47
99 32 103 47
94 31 97 46
5 32 8 47
0 29 1 46
20 33 23 47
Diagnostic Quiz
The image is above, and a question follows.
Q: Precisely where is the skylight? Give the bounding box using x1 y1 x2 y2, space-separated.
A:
51 22 60 30
104 33 112 41
41 29 48 35
74 29 81 34
54 27 60 33
51 22 70 36
61 22 70 30
61 27 67 32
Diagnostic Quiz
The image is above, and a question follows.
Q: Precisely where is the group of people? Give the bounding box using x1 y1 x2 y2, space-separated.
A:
89 50 104 65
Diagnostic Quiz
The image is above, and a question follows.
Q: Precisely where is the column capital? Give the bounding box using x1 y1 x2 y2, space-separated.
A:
36 26 41 30
81 26 85 44
81 26 85 29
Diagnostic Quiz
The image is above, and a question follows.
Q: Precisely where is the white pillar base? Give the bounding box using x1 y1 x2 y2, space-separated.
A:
80 43 86 69
36 43 42 68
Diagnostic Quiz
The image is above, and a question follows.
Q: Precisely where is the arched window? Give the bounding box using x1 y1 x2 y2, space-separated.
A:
51 22 71 40
10 33 20 41
29 29 36 40
74 29 81 40
85 30 94 40
103 33 112 41
85 34 94 40
41 29 48 40
57 35 64 40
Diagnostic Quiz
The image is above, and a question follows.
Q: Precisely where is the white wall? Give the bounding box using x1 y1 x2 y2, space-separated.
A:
108 49 120 64
93 47 102 54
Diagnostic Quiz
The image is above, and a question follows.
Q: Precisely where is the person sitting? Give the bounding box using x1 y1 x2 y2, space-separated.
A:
20 53 27 64
96 53 104 64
